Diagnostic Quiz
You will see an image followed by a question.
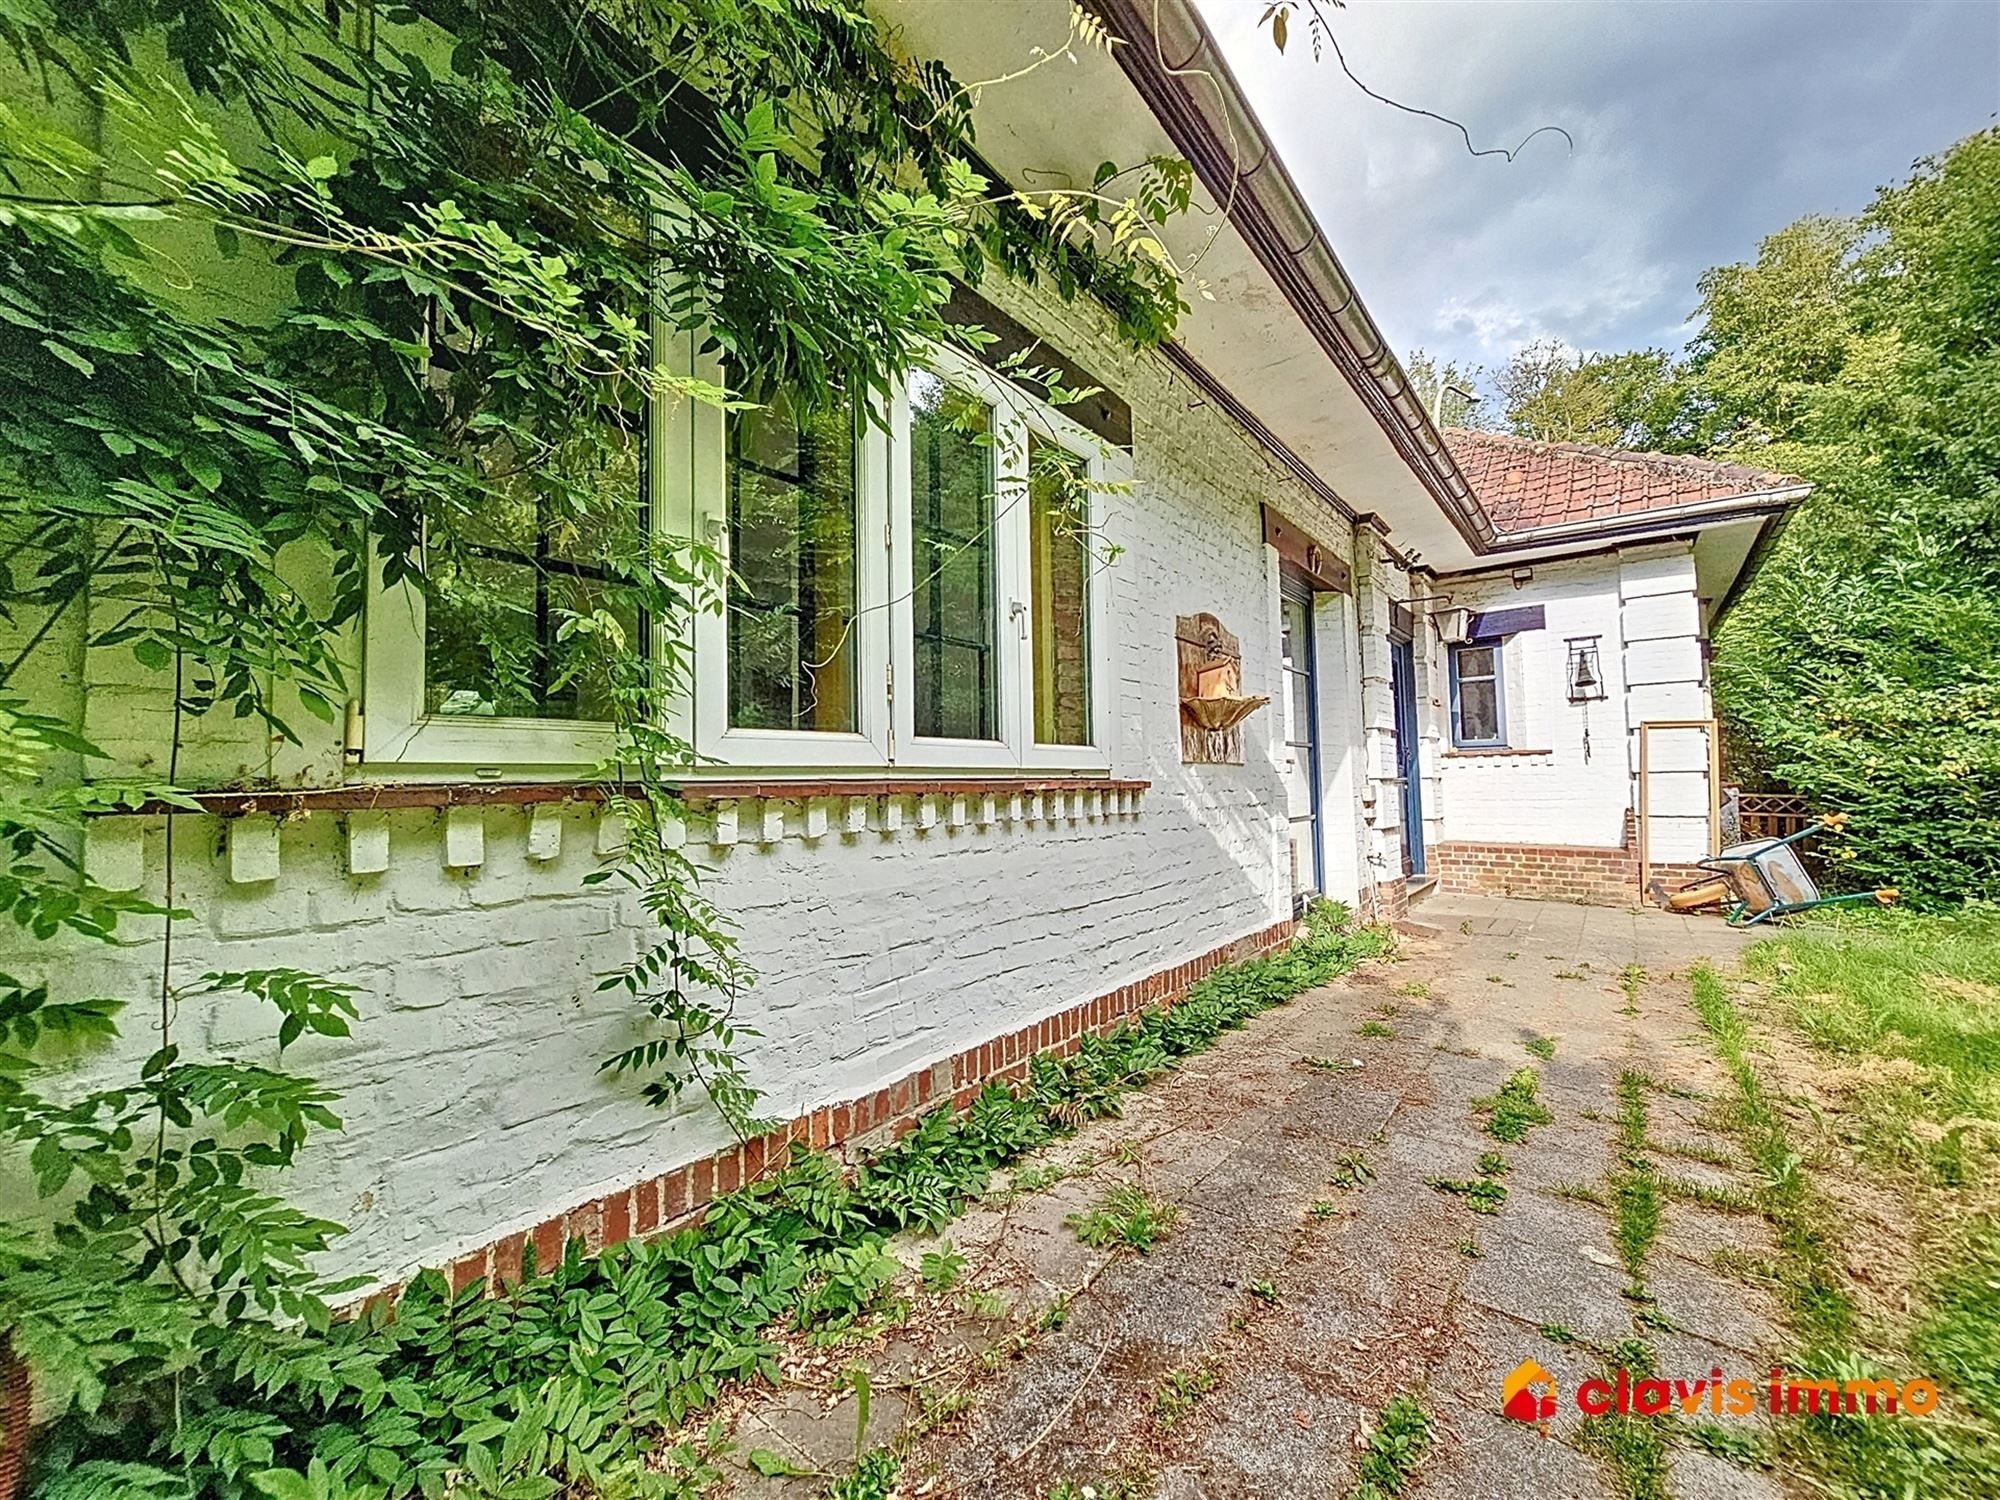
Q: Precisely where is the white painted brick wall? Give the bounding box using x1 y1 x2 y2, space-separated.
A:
3 272 1375 1290
1429 543 1714 859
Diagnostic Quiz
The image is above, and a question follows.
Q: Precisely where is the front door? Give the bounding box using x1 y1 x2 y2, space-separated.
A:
1390 636 1425 876
1279 579 1322 904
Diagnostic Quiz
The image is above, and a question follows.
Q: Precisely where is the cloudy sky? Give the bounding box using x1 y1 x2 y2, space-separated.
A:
1197 0 1999 389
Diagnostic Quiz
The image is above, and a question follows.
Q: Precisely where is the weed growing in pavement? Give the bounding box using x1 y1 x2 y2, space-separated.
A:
1610 1069 1665 1297
1578 1338 1669 1500
1550 1181 1606 1205
1620 963 1647 1016
1247 1279 1281 1305
1540 1323 1576 1345
1474 1067 1554 1143
1456 1238 1483 1258
1311 1200 1339 1218
1428 1175 1507 1214
1525 1035 1558 1060
1360 1019 1395 1038
1658 1176 1755 1214
1331 1152 1376 1189
1067 1184 1179 1253
958 1287 1008 1320
1477 1150 1509 1177
919 1244 967 1292
1485 974 1516 987
1348 1393 1435 1499
1554 968 1586 980
1658 1137 1736 1168
827 1449 900 1500
1395 980 1434 999
1111 1139 1144 1166
1153 1355 1224 1428
1684 1419 1767 1467
1302 1054 1354 1072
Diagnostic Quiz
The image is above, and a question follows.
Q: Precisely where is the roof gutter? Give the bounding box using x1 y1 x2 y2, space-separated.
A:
1482 483 1812 552
1086 0 1494 551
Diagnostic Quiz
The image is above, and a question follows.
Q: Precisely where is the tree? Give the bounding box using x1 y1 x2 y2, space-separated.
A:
1492 340 1699 451
1711 130 2000 903
1688 215 1860 450
1404 348 1492 428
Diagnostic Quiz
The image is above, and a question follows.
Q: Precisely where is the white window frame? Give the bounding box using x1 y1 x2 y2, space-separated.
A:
1014 393 1119 773
889 345 1022 770
682 335 893 769
360 318 675 773
364 328 1118 778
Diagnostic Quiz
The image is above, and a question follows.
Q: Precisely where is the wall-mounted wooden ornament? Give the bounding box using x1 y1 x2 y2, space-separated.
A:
1177 613 1269 764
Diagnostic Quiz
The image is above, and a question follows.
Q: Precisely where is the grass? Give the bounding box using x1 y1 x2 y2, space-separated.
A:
1359 1019 1394 1038
1692 919 2000 1498
1524 1034 1558 1060
1473 1067 1554 1143
1610 1069 1664 1297
1067 1184 1179 1254
1549 1181 1606 1206
1577 1339 1669 1500
1620 963 1646 1016
1658 1175 1755 1214
1347 1393 1434 1499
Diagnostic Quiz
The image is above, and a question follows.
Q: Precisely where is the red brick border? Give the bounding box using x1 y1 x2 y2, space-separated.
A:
413 917 1297 1303
1431 839 1710 907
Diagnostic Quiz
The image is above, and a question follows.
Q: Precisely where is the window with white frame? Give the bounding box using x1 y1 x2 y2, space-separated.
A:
1449 641 1506 747
365 334 1117 774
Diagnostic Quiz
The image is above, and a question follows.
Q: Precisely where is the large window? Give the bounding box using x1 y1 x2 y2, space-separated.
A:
1450 641 1505 747
369 333 1117 772
726 390 860 733
908 371 997 743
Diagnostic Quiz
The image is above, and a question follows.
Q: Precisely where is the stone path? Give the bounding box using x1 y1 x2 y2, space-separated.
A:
710 898 1798 1498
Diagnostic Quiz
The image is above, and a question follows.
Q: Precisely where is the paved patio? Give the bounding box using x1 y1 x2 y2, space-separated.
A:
711 897 1791 1498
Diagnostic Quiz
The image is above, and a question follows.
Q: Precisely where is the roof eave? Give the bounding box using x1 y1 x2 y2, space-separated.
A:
1086 0 1494 552
1480 483 1812 554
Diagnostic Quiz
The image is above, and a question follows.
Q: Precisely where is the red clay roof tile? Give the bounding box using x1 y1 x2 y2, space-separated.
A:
1442 429 1801 535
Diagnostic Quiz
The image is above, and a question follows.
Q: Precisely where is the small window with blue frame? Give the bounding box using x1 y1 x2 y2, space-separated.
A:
1450 641 1506 747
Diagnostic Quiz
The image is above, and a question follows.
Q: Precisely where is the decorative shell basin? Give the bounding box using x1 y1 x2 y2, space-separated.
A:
1180 693 1270 732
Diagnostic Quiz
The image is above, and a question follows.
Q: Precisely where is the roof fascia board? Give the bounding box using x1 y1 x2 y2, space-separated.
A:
1085 0 1493 551
1480 485 1811 552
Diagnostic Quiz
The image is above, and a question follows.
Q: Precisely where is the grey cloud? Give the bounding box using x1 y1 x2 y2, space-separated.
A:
1198 0 2000 378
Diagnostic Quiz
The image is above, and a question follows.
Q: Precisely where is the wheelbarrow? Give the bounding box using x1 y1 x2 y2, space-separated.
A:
1649 815 1898 927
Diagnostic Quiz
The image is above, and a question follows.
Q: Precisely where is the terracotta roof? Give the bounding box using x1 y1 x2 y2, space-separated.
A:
1442 429 1803 535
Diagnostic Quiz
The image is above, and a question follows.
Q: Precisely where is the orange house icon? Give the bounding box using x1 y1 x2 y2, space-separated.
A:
1502 1360 1559 1427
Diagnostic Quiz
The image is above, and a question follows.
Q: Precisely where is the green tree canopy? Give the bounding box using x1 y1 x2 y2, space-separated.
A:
1710 129 2000 902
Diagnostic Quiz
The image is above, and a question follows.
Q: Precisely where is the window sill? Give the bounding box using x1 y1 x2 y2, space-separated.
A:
90 774 1148 818
1444 748 1553 759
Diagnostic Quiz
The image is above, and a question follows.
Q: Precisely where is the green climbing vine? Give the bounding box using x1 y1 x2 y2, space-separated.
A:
0 0 1199 1492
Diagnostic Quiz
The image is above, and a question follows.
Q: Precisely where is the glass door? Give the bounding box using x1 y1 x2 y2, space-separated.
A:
1279 579 1322 903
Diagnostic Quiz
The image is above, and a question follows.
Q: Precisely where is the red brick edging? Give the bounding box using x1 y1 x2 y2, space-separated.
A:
418 917 1297 1303
1431 839 1711 907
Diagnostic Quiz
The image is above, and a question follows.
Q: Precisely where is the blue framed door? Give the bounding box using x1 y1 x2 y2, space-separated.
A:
1279 576 1322 903
1390 636 1425 876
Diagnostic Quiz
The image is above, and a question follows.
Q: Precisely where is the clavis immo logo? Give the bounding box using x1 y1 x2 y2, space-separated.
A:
1500 1359 1941 1433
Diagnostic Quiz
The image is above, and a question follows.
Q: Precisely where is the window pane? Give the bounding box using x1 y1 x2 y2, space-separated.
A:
1029 436 1091 746
1457 645 1496 681
910 371 997 741
727 389 859 732
424 434 640 722
1458 679 1500 742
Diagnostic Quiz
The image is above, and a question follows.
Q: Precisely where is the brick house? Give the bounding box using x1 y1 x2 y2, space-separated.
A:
12 0 1806 1294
